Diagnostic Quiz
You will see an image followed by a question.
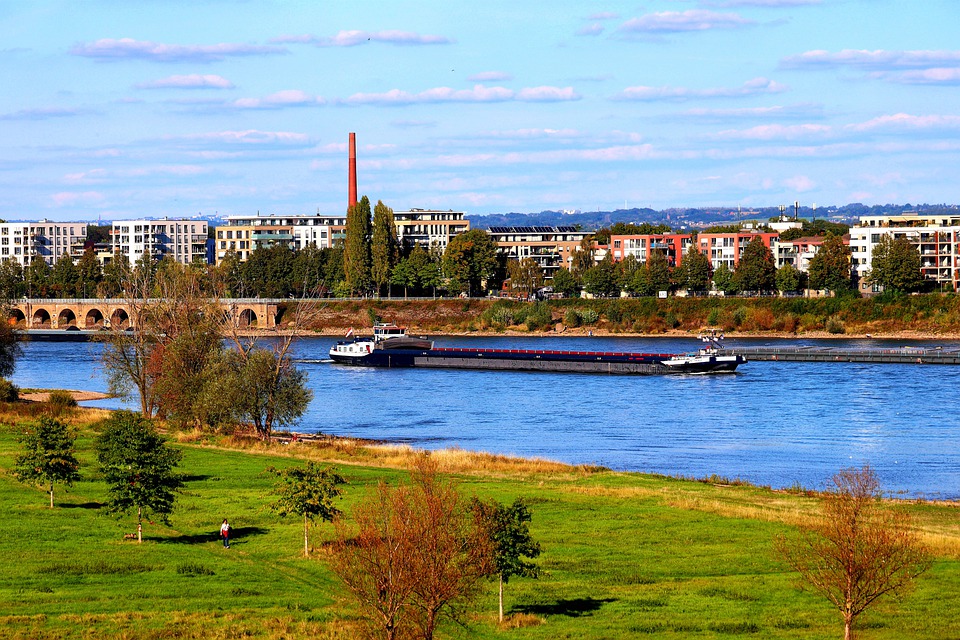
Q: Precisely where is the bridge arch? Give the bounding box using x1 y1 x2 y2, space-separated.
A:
57 309 77 329
32 308 52 328
8 309 25 328
238 308 258 328
85 308 105 328
110 308 130 330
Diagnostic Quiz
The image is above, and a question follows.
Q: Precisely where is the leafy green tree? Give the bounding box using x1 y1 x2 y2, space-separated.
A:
344 195 372 295
267 462 346 557
508 258 544 296
96 411 184 543
569 236 595 280
290 244 325 297
647 249 671 293
390 257 416 298
681 244 711 292
472 497 541 622
443 229 498 296
0 259 24 299
712 262 738 295
50 252 78 298
321 245 346 295
240 244 295 298
550 266 579 297
867 235 923 293
25 257 51 298
583 257 620 298
808 234 852 293
371 200 399 296
776 263 804 293
76 247 102 298
617 255 641 294
734 237 776 293
227 348 313 440
14 417 81 508
629 265 653 297
98 254 130 298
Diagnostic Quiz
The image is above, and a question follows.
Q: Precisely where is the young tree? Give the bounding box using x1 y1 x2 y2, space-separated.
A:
223 347 313 440
550 266 579 298
50 252 78 298
443 229 499 297
712 262 737 295
776 263 803 293
569 236 595 280
267 462 346 557
14 417 81 508
344 195 372 295
582 256 619 298
472 497 541 622
734 237 776 293
25 257 51 298
808 233 851 293
0 258 25 299
681 243 711 292
508 258 544 297
776 466 931 640
371 200 399 297
96 411 184 543
76 247 102 298
867 234 923 293
647 249 671 293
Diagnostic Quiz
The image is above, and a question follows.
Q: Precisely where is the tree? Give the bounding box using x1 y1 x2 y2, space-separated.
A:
776 263 803 293
569 236 594 280
582 256 619 297
443 229 498 297
267 462 346 557
96 411 184 543
76 247 102 298
0 258 25 299
551 266 578 297
472 497 541 622
344 195 372 295
776 466 931 640
734 237 775 293
712 262 738 295
98 254 129 298
25 257 50 298
371 200 399 296
867 234 923 293
331 455 491 640
808 234 851 293
681 244 711 292
14 417 80 508
240 244 296 298
646 249 671 293
224 347 313 440
508 258 544 297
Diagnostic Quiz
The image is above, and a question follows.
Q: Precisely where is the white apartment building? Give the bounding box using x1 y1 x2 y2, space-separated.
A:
0 220 87 266
215 213 346 264
112 218 208 265
849 212 960 292
394 209 469 251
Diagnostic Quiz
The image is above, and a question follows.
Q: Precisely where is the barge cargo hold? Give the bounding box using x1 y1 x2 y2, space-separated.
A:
328 324 745 375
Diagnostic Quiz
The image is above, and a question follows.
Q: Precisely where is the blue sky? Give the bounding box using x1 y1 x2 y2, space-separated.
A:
1 0 958 222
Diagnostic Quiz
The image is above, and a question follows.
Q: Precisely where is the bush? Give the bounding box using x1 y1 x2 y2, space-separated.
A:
825 316 846 334
46 390 77 411
0 378 19 402
731 307 748 327
706 307 722 326
579 308 599 325
563 309 581 328
663 312 680 329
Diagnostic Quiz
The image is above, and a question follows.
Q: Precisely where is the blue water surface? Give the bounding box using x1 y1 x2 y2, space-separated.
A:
13 335 960 498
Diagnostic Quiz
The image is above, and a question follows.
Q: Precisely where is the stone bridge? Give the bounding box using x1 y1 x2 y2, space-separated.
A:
8 299 281 330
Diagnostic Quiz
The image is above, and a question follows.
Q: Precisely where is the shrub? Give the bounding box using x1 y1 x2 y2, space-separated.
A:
46 390 77 412
579 308 599 325
731 306 748 327
825 316 846 334
663 312 680 329
706 307 722 326
176 562 215 577
563 309 581 328
0 378 19 402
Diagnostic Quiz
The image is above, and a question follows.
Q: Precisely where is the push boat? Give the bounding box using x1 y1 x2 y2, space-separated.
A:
329 324 745 375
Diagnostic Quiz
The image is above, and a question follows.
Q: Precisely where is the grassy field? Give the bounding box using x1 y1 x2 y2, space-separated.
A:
1 407 959 639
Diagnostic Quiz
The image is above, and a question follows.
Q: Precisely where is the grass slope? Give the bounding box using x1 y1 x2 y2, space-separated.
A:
0 411 958 639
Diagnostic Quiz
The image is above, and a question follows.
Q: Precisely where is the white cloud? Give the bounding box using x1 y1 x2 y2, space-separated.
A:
343 84 579 106
587 12 620 20
0 107 91 120
614 77 785 101
50 191 105 206
175 130 313 146
713 124 831 140
781 49 960 70
879 67 960 85
231 90 323 109
847 113 960 133
619 10 752 34
65 165 209 184
680 104 824 120
576 24 605 36
70 38 286 63
136 74 235 89
782 175 816 192
705 0 819 6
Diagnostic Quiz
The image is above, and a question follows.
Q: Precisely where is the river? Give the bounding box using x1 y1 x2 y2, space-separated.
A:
12 335 959 499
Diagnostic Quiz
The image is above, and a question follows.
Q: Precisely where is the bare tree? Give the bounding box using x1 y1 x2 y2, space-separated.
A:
330 455 492 640
776 466 932 640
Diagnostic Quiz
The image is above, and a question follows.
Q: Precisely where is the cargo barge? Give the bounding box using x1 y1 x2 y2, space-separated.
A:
328 324 745 375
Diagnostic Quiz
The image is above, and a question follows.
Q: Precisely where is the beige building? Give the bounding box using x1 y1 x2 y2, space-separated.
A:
215 213 346 264
487 226 590 277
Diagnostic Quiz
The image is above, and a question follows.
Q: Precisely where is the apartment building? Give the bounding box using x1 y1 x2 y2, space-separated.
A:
0 220 87 266
697 231 779 270
394 209 469 251
772 236 848 271
215 213 346 264
112 218 208 265
849 212 960 292
487 226 590 276
609 234 694 267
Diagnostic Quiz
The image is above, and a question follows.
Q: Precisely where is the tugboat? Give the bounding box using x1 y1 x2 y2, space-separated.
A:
329 324 745 375
660 330 745 373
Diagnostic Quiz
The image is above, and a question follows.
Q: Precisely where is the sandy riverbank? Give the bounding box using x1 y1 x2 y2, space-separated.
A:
20 390 111 403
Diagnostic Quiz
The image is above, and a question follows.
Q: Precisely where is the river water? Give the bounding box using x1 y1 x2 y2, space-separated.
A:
12 335 959 499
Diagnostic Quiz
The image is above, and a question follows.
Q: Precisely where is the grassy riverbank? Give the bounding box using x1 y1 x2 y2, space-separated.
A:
297 294 960 339
1 407 959 639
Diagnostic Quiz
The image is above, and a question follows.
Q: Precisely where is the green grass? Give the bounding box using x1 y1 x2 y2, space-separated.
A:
0 416 958 639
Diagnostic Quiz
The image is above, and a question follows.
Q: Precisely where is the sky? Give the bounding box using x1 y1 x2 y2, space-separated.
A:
1 0 958 222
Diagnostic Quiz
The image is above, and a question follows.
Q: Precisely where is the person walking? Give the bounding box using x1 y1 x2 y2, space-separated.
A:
220 519 230 548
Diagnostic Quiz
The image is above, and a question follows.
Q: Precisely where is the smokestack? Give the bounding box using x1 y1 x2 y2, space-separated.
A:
348 132 357 210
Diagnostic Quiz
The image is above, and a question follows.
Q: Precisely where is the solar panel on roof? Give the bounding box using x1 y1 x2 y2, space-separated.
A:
557 226 578 232
489 226 509 233
534 226 553 232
